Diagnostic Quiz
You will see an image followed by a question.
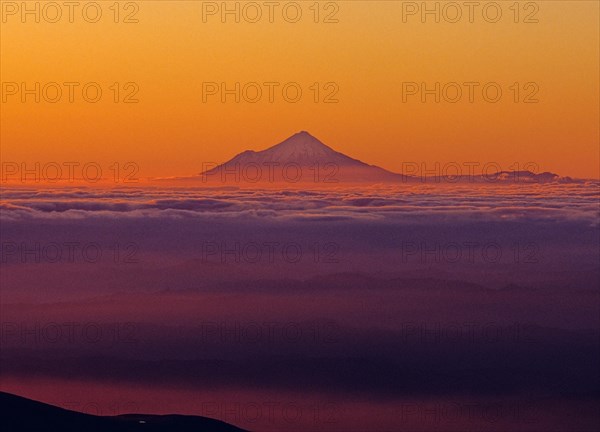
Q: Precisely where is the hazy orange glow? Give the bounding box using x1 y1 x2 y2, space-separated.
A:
1 1 598 179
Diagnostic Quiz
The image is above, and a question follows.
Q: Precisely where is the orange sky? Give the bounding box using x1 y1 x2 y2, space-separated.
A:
1 1 599 179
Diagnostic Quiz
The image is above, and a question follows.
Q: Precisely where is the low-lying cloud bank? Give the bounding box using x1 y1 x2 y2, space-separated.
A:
1 183 598 225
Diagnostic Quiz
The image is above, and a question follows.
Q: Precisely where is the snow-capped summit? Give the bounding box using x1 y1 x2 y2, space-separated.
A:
222 131 369 167
262 131 338 162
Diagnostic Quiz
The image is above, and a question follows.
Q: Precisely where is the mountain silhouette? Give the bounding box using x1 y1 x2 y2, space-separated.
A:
155 131 568 185
218 131 382 168
1 392 249 432
200 131 409 184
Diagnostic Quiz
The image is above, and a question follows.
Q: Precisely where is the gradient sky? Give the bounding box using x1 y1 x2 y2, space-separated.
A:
1 1 599 179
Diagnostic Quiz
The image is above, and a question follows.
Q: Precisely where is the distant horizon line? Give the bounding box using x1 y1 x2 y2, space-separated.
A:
0 131 597 183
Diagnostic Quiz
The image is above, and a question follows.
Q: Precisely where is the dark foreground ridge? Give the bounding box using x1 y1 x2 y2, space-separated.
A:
0 392 249 432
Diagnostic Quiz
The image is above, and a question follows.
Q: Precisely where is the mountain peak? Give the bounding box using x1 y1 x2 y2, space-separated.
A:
199 131 408 183
266 131 335 160
194 131 571 185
